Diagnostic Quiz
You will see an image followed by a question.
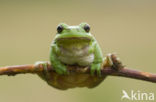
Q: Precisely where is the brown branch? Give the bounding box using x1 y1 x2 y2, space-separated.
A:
0 54 156 83
101 67 156 83
0 64 42 75
0 62 156 83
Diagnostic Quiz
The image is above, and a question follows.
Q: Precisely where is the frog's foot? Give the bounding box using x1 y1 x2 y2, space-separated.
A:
103 53 123 70
35 61 69 75
110 54 123 70
53 64 69 75
90 63 102 77
34 61 49 73
103 53 113 67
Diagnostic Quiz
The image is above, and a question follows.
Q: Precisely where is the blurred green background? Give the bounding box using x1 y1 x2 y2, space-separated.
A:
0 0 156 102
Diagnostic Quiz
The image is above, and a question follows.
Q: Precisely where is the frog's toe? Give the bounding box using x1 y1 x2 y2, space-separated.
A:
96 66 101 77
103 53 114 67
34 61 49 70
91 63 101 77
90 65 96 76
110 54 123 70
54 65 69 75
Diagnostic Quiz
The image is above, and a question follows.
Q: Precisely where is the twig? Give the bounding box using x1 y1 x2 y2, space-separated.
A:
0 55 156 83
101 67 156 83
0 62 156 83
0 64 42 75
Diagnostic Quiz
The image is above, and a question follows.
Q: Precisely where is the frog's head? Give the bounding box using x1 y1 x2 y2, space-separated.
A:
54 23 94 45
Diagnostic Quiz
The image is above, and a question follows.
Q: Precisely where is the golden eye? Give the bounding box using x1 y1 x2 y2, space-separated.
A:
57 25 64 33
84 24 90 32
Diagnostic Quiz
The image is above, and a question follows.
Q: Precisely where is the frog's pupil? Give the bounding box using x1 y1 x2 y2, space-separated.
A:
84 25 90 32
57 25 63 33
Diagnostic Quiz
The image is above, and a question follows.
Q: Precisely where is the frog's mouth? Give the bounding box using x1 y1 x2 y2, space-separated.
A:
56 37 91 44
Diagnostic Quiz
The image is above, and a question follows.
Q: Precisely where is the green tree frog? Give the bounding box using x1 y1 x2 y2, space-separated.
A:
37 23 115 90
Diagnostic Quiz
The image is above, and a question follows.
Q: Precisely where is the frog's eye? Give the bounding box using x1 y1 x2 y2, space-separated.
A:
57 25 64 33
83 24 90 32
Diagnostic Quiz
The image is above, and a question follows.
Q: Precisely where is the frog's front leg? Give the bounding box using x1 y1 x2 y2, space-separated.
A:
50 44 69 75
90 42 103 77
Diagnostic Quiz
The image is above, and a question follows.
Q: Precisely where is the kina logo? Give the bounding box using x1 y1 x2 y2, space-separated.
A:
121 90 154 101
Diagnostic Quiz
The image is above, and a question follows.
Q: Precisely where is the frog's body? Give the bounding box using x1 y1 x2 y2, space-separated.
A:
37 23 113 90
57 37 94 66
38 69 105 90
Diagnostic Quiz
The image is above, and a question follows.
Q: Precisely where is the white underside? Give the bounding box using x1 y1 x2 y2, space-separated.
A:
58 46 94 66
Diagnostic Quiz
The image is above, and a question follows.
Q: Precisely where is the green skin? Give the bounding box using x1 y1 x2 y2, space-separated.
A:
50 23 111 76
35 23 115 89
